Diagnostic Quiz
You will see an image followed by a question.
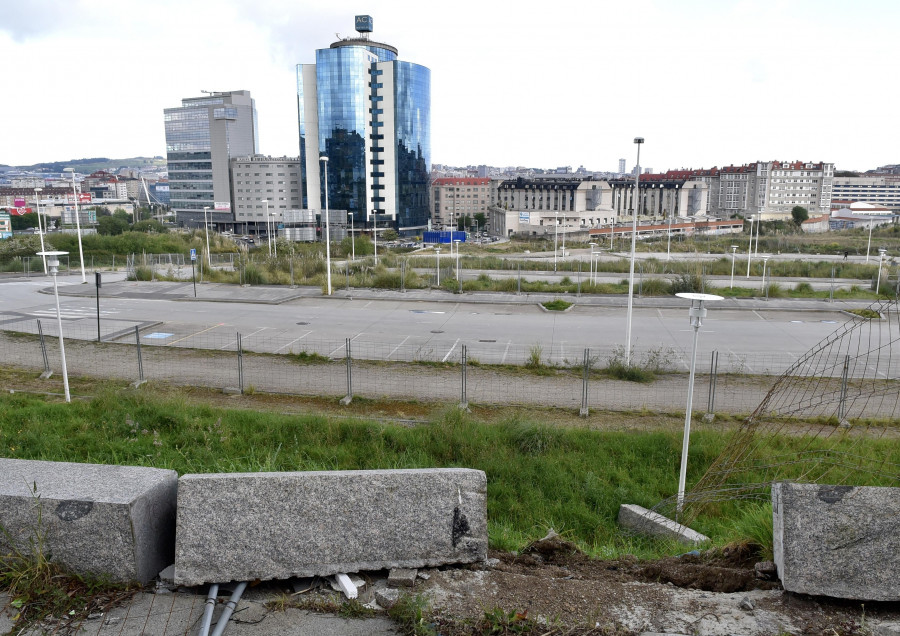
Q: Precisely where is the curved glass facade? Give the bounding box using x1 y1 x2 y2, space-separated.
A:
394 62 431 231
316 46 376 218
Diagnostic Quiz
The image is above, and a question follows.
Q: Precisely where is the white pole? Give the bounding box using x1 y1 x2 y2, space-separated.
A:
39 252 71 403
667 214 672 261
455 239 461 280
321 157 332 295
34 188 47 274
373 213 378 265
746 216 753 278
64 169 87 283
435 247 441 286
625 137 643 367
876 249 886 294
263 200 270 257
554 210 558 272
272 213 278 258
203 206 212 267
866 219 874 263
349 212 355 261
754 213 760 256
730 245 737 289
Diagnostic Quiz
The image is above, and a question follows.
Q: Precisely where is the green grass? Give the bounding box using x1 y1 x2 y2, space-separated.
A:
541 299 572 311
2 389 898 561
846 308 881 319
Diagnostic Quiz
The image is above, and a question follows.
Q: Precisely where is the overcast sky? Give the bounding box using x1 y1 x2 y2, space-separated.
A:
1 0 897 172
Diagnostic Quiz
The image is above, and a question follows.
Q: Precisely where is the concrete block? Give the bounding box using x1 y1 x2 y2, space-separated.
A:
0 458 177 584
174 468 487 586
773 482 900 601
387 568 418 588
617 504 709 545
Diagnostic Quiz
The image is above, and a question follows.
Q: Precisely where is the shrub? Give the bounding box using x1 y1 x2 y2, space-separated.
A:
542 299 572 311
130 266 153 281
668 272 705 294
243 264 267 285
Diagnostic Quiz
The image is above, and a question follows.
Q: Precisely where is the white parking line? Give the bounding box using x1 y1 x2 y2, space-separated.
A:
219 327 267 350
441 338 460 363
274 331 313 353
501 340 512 365
387 335 411 360
329 333 364 357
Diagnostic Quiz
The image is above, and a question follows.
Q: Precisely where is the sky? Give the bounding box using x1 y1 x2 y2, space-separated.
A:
1 0 897 173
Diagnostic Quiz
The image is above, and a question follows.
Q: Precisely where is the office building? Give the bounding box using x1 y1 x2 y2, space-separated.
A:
164 90 258 228
832 176 900 214
618 159 626 174
296 16 431 236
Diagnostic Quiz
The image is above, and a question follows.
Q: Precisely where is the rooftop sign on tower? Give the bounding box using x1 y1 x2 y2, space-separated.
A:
355 15 373 33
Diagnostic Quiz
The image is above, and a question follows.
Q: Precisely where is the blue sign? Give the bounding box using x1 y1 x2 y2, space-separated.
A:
190 248 197 262
355 15 373 32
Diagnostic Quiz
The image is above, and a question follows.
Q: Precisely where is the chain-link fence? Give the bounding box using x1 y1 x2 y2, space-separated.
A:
3 317 898 419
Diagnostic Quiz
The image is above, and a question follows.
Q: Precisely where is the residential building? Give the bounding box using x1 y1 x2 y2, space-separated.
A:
830 203 895 230
230 155 302 233
431 177 489 229
296 16 430 236
618 159 626 174
163 90 258 228
831 176 900 214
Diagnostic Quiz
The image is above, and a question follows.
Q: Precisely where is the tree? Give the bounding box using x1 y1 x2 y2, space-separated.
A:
10 213 39 231
473 212 487 229
381 229 399 242
97 215 129 236
791 206 809 226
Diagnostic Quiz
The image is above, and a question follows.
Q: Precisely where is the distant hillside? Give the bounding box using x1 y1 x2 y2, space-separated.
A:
9 157 166 174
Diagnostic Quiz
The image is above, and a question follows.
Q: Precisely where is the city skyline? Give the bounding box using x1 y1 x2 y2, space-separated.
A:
1 0 898 172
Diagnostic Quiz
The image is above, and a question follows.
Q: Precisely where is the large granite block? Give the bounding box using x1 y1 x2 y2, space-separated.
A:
0 458 177 584
773 482 900 600
175 468 487 586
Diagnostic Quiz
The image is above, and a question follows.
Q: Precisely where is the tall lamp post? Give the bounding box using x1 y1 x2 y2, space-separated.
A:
262 200 270 257
454 239 461 282
625 137 644 367
761 254 771 300
320 156 332 295
729 245 738 289
866 218 875 263
667 214 673 261
62 168 86 283
203 206 212 267
674 292 723 516
588 242 597 286
746 215 754 278
37 250 71 403
348 212 355 261
34 187 47 274
876 248 887 294
271 212 279 258
554 210 559 272
435 247 441 286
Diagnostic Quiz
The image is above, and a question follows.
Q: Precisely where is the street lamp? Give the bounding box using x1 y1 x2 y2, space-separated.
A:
674 291 723 516
348 212 355 261
203 206 212 267
271 212 278 258
866 217 875 263
761 254 771 300
746 215 754 278
262 199 270 257
37 250 71 403
625 136 644 367
320 156 332 296
34 187 47 274
454 239 461 281
588 242 597 286
62 168 87 283
730 245 738 289
554 209 559 272
435 247 441 286
667 214 674 261
876 248 887 294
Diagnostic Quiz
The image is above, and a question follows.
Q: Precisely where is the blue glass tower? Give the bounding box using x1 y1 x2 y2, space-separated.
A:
297 17 431 235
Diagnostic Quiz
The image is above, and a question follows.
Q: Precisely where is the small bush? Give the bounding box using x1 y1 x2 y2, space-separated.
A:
668 272 705 294
794 281 813 294
130 266 153 281
243 264 267 285
525 344 543 369
542 299 572 311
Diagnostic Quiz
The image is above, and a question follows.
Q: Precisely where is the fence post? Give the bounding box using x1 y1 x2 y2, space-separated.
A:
706 350 719 418
133 326 146 387
237 332 244 395
37 319 52 379
517 263 521 295
580 348 590 417
459 344 468 410
838 354 850 425
340 338 353 405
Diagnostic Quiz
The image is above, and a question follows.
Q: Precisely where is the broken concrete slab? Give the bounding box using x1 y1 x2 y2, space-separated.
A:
773 482 900 601
387 568 418 588
617 504 709 545
174 468 487 586
0 458 177 584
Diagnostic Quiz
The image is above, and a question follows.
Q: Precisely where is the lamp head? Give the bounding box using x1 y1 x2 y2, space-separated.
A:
634 137 644 145
34 187 42 193
320 156 329 163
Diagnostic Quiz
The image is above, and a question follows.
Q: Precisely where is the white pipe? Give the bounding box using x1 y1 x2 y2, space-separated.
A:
209 582 247 636
196 583 218 636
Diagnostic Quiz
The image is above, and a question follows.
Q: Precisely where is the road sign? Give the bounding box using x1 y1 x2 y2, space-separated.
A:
190 248 197 262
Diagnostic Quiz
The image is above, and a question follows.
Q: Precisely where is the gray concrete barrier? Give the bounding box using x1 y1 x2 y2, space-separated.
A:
174 468 487 586
617 504 709 545
0 459 177 583
773 482 900 600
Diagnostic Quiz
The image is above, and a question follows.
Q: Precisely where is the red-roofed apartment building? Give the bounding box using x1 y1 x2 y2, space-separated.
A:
431 177 490 229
